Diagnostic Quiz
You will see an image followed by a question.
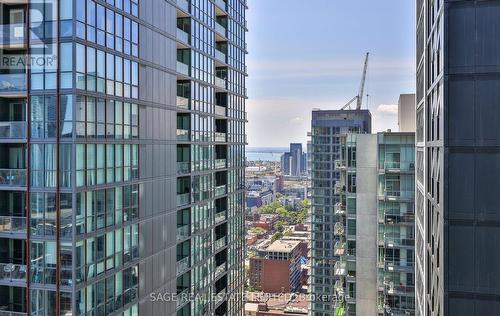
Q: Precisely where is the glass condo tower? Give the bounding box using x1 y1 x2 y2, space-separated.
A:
0 0 246 315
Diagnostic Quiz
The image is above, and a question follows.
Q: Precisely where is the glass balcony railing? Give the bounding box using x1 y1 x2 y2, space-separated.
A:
215 211 226 224
0 216 26 235
177 129 190 141
215 262 226 278
176 96 189 109
334 222 345 236
215 132 226 142
334 202 345 215
0 122 26 139
334 261 347 276
215 159 226 169
0 311 27 316
176 0 189 12
177 28 189 44
215 0 227 11
214 236 226 252
177 162 190 174
215 22 226 37
0 169 26 187
176 257 190 276
176 193 190 207
215 105 226 116
0 74 27 95
177 225 190 241
215 49 226 63
334 241 345 256
381 161 415 173
0 263 27 282
215 185 227 197
176 288 190 308
215 77 227 89
214 288 226 306
176 61 190 76
0 24 26 48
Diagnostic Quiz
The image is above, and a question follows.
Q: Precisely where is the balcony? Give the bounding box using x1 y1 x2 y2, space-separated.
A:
0 169 26 187
177 162 190 175
382 161 415 173
214 236 226 252
176 0 189 12
215 77 227 90
176 61 190 76
176 193 190 207
215 185 227 197
0 74 26 97
177 225 190 241
176 256 190 276
334 261 347 276
334 202 345 216
215 211 226 224
215 132 226 142
176 96 189 109
0 122 26 139
379 190 414 201
215 262 226 278
0 24 26 50
215 49 226 64
215 22 226 37
215 105 226 117
334 183 345 195
383 213 415 225
176 28 189 45
0 216 26 236
215 0 227 11
0 263 26 283
215 159 226 169
334 222 345 236
177 129 190 141
176 288 190 308
334 160 346 170
214 288 226 306
334 241 345 256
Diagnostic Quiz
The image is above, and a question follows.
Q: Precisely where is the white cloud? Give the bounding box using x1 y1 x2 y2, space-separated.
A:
376 104 398 114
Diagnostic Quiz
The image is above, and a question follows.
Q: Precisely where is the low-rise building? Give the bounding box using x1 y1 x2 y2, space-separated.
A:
249 240 302 293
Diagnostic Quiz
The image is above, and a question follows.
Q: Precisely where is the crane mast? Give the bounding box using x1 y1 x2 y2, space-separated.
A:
341 52 370 110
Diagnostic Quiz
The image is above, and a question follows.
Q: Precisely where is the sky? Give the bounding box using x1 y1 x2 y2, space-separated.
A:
246 0 416 148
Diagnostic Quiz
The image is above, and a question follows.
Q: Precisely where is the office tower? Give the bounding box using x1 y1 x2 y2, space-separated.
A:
309 110 371 315
416 1 500 315
0 0 247 315
397 94 415 132
290 143 303 176
281 152 291 175
377 132 415 316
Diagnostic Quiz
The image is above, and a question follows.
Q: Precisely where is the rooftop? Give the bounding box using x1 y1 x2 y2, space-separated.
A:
258 239 301 253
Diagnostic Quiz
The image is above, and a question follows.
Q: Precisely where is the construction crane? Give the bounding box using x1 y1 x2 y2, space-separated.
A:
341 52 369 110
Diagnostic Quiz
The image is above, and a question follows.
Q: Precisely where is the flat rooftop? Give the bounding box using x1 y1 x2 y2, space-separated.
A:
258 239 301 253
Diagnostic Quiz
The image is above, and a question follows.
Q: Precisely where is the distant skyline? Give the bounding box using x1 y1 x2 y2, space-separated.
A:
246 0 416 147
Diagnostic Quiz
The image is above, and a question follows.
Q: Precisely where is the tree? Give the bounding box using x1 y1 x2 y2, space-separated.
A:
271 232 283 242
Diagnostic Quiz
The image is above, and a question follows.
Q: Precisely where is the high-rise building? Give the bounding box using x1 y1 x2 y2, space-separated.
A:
309 109 371 315
281 143 307 177
332 133 378 316
0 0 247 315
397 94 415 132
416 1 500 315
377 132 415 316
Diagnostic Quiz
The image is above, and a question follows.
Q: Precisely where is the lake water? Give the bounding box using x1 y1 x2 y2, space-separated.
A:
245 147 288 162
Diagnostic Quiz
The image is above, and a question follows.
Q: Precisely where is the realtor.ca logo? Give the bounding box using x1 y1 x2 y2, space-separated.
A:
0 0 57 70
